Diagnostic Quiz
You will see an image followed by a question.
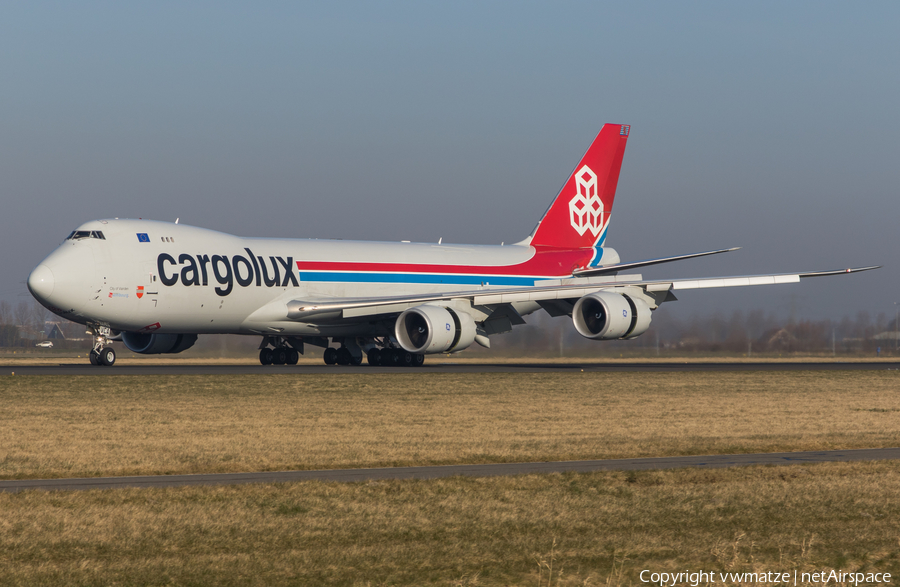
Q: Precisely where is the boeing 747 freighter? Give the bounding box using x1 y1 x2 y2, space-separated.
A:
27 124 876 366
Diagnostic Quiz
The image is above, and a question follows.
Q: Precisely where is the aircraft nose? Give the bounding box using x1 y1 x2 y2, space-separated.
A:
28 264 55 301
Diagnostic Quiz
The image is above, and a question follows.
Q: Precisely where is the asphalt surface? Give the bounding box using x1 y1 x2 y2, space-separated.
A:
2 448 898 493
4 361 900 375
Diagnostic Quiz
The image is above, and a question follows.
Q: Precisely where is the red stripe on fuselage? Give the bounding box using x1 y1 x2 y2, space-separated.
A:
295 247 593 277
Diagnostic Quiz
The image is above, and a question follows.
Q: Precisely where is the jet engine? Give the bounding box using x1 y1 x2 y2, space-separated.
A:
121 332 199 354
395 305 476 354
572 291 652 340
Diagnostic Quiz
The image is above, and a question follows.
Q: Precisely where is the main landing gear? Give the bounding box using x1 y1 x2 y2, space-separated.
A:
365 347 425 367
258 336 302 366
259 346 300 366
88 325 116 366
323 346 363 366
322 344 425 367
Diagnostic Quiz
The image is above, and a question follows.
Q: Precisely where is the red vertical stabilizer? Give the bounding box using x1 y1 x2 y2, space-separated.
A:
529 124 629 249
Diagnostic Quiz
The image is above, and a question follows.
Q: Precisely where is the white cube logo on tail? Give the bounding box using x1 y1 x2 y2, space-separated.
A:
568 165 604 237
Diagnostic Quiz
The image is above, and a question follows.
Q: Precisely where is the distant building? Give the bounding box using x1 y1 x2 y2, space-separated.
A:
44 321 66 340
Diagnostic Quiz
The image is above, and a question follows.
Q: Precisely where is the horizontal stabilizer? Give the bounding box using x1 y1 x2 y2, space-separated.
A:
573 247 741 277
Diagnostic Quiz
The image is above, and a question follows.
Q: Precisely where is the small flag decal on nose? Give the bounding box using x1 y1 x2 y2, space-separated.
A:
136 286 144 299
137 233 150 242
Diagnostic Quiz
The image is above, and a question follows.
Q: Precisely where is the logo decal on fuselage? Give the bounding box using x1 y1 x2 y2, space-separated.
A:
568 165 604 237
156 248 299 297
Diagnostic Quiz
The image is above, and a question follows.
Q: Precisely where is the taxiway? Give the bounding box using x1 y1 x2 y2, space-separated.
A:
2 448 897 493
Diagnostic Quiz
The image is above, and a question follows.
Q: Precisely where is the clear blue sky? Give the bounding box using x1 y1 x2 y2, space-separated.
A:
1 1 897 321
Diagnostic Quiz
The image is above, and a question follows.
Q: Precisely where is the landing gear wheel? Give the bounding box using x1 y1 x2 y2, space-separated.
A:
287 349 299 365
387 349 401 366
412 353 425 367
98 346 116 366
367 348 381 366
324 347 337 365
401 351 414 367
350 352 362 366
272 348 288 365
259 348 273 365
89 350 100 366
336 347 351 365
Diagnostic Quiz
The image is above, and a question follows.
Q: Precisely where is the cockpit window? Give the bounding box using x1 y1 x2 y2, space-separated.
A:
66 230 106 240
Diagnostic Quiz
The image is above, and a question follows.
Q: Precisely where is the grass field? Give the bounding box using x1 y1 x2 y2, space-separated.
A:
2 370 899 585
1 462 899 586
1 371 899 480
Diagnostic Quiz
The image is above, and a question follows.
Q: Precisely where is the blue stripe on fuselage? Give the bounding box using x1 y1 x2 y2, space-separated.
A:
298 271 540 286
588 229 609 267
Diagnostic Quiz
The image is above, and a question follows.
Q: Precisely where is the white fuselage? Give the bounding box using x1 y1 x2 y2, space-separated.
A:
29 218 609 337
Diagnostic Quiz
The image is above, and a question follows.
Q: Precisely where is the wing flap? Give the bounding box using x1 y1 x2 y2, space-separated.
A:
670 274 800 290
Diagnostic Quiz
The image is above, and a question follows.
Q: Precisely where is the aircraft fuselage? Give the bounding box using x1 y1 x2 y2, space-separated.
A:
29 218 618 337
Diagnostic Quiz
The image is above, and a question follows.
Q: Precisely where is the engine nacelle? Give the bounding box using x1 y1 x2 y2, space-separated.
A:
395 305 477 354
572 291 652 340
121 332 199 354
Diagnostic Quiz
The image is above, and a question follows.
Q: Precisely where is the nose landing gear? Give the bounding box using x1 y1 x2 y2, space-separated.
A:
88 325 116 366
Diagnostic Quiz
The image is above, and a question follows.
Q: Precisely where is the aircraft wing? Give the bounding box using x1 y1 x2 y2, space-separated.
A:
285 265 880 321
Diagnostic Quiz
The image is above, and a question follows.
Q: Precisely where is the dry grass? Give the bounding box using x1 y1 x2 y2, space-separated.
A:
1 462 899 585
1 371 899 479
2 371 899 585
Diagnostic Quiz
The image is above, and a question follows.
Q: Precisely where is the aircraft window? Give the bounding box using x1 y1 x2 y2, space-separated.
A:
66 230 106 241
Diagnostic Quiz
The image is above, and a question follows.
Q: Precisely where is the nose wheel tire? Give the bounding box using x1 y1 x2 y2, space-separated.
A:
89 350 100 365
97 347 116 366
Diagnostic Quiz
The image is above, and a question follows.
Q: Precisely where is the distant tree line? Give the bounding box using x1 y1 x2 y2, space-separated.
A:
487 308 900 357
2 298 897 356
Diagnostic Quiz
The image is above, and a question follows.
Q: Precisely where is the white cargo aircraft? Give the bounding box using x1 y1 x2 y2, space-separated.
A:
27 124 876 367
